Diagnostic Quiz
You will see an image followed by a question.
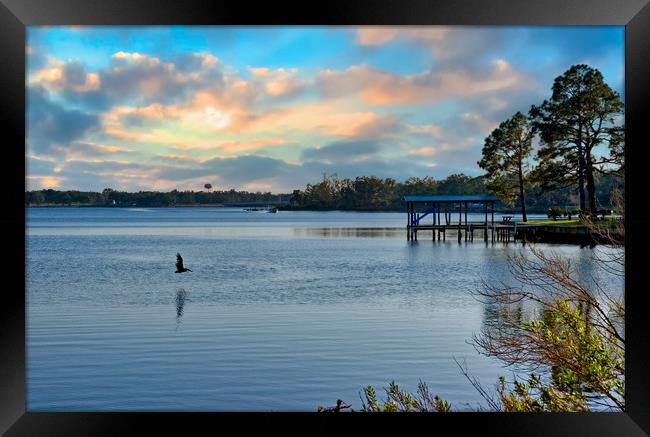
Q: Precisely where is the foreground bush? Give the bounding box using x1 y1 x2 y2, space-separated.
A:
320 194 624 412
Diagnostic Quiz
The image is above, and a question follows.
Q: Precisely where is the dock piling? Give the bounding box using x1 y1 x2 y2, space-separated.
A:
403 195 498 243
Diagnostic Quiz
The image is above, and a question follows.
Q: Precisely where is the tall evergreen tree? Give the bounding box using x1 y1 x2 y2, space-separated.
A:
529 64 623 216
478 112 533 221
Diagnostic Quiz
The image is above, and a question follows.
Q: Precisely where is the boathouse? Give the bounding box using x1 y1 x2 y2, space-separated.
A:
403 195 500 242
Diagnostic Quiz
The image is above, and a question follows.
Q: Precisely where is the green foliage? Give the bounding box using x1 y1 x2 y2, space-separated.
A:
25 187 287 207
496 299 624 411
357 297 623 413
360 380 451 412
527 300 623 401
563 209 578 220
497 374 588 412
547 207 562 220
478 112 533 219
529 64 624 215
289 173 488 211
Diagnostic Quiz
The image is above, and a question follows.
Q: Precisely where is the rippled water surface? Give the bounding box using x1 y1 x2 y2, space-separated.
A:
26 208 623 411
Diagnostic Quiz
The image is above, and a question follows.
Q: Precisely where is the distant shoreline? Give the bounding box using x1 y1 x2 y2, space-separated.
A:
25 204 562 214
26 203 228 208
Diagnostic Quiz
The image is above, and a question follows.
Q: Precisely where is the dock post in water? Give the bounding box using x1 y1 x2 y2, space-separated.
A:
491 202 495 243
403 195 498 244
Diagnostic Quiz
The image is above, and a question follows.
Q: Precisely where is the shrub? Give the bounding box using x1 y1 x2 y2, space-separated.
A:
547 207 562 220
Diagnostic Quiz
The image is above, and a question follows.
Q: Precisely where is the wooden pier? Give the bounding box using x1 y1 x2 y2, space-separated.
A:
404 195 618 245
403 195 500 242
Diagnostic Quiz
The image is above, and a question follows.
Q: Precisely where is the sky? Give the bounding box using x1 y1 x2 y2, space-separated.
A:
26 26 624 193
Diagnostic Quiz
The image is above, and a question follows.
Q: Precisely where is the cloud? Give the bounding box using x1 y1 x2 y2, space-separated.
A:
153 153 199 162
408 146 438 157
58 160 158 190
249 67 304 97
27 86 100 155
31 51 226 110
170 52 220 72
356 27 449 47
317 60 530 105
156 155 302 186
26 154 59 176
301 157 438 182
102 52 190 100
34 59 100 93
355 27 515 69
331 113 404 138
356 27 402 46
172 138 287 154
36 158 159 191
60 141 134 158
407 124 443 138
31 50 312 130
26 44 48 71
302 140 382 163
458 112 498 134
100 94 256 141
26 175 65 189
25 27 623 193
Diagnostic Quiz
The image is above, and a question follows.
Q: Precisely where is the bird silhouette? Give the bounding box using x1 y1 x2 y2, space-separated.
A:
175 253 192 273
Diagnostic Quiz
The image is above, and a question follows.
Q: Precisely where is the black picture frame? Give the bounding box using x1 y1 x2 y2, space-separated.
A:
2 0 649 434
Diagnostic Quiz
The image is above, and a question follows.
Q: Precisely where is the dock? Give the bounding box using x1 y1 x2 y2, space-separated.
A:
404 195 500 242
404 194 618 245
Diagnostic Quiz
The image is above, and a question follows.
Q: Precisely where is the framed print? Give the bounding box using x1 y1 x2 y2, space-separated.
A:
2 0 649 434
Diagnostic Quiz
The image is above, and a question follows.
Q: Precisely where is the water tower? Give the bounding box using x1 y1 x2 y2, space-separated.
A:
204 183 212 192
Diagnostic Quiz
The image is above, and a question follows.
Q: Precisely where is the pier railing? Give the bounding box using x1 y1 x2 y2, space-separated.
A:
403 195 499 242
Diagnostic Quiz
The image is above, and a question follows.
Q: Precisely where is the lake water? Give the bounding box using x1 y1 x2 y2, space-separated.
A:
25 208 623 411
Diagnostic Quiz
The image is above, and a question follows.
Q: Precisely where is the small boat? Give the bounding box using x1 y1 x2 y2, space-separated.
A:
244 206 278 213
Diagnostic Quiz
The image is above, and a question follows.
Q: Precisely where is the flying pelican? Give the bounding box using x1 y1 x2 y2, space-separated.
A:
175 253 192 273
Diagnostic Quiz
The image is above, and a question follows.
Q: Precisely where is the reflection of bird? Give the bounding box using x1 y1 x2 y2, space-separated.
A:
175 288 188 330
175 288 187 319
175 253 192 273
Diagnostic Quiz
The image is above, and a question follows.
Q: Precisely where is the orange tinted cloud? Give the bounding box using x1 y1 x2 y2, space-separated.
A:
27 175 63 189
356 27 449 46
408 146 438 157
249 67 303 97
331 113 402 138
173 138 287 154
318 60 528 105
157 153 198 161
356 27 400 45
250 67 270 77
33 59 101 93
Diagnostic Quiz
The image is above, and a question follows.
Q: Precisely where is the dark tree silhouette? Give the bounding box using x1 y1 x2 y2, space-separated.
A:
479 112 533 222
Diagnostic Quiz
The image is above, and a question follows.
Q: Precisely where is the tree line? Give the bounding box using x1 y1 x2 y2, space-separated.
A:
25 170 622 211
286 172 622 212
25 188 288 207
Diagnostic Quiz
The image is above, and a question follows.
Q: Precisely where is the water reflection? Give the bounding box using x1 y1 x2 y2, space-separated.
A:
482 301 529 331
294 227 402 238
175 288 188 328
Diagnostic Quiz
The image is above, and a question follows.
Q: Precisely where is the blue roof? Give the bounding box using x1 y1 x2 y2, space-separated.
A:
403 195 499 202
